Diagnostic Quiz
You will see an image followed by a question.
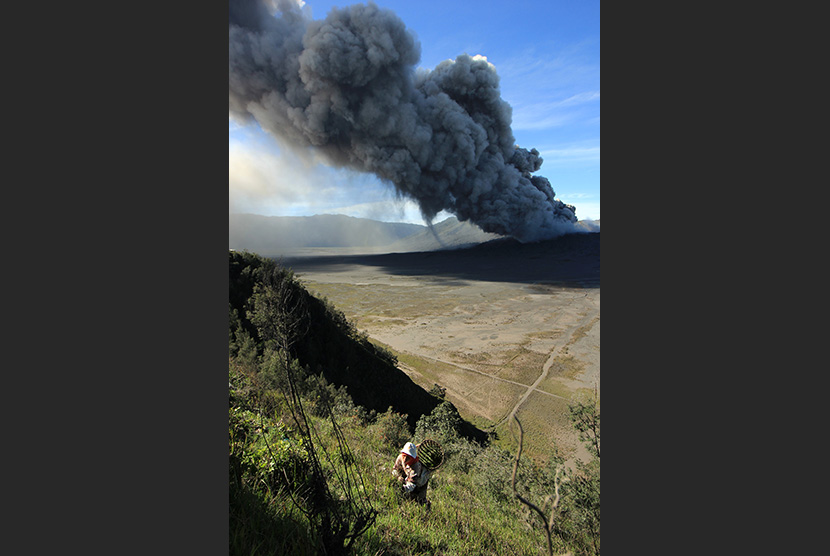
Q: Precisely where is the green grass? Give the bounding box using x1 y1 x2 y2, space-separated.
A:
517 396 579 464
374 341 587 466
352 483 549 555
493 347 550 387
320 416 552 556
304 279 595 461
230 371 591 556
303 281 463 328
536 353 588 400
378 343 526 430
231 252 598 555
392 347 460 386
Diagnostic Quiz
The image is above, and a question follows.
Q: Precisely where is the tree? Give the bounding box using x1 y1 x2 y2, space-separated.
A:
415 400 462 443
563 389 600 554
248 265 309 362
510 390 602 556
568 388 600 459
429 383 447 399
511 416 570 556
247 263 375 554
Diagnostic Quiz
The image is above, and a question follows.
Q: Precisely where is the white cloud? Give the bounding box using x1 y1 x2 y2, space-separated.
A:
498 42 600 132
558 91 601 106
561 199 600 221
229 135 426 221
325 199 423 224
229 140 333 215
510 92 600 131
537 145 600 166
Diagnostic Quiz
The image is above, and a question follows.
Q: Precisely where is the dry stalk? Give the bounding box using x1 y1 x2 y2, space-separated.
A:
511 415 570 556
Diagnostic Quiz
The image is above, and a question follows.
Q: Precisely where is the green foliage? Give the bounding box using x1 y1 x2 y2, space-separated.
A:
302 372 368 421
228 393 321 556
569 394 600 460
558 396 601 555
429 383 447 399
371 407 411 455
228 250 600 555
229 477 318 556
230 351 601 555
555 458 600 556
247 263 310 389
230 250 444 431
414 400 463 444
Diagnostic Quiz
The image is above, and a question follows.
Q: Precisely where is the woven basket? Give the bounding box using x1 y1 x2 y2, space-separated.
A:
417 439 444 470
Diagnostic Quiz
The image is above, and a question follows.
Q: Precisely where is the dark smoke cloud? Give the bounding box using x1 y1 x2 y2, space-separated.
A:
229 0 579 241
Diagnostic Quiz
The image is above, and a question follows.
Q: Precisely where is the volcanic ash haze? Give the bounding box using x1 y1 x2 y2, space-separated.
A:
229 0 581 242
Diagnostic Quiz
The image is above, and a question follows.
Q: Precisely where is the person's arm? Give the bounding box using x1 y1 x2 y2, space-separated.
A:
402 462 420 491
392 454 407 483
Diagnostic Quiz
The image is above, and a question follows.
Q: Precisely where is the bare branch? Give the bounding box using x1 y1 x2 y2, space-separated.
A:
511 416 553 556
511 415 570 556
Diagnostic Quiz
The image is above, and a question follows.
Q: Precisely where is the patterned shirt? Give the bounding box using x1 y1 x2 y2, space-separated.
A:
393 453 429 488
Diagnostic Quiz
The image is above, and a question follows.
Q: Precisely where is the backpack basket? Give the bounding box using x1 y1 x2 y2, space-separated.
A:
417 439 444 470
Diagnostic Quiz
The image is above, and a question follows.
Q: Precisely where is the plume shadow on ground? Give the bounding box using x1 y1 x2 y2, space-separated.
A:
283 232 599 288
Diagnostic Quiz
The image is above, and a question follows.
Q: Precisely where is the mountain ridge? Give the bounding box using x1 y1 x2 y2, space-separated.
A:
229 213 424 254
230 212 599 256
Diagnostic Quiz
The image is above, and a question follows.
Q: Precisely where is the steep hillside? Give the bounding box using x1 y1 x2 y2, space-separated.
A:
228 249 600 556
229 250 485 440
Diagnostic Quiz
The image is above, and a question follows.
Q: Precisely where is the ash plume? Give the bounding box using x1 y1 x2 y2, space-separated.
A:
229 0 580 242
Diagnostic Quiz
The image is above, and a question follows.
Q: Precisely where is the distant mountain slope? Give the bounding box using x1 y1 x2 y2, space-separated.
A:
575 218 600 232
230 213 600 256
229 213 424 255
384 217 504 252
336 216 598 252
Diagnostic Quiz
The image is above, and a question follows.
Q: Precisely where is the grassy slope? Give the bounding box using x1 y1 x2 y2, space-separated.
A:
229 251 598 555
229 363 560 556
317 409 551 555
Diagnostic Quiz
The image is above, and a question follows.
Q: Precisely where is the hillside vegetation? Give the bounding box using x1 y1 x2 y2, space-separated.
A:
229 251 599 555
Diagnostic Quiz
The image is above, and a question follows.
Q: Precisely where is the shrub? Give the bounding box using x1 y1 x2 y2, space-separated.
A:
429 383 447 399
372 406 411 454
414 400 462 444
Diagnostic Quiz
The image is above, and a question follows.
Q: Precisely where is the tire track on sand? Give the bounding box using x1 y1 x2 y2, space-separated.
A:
400 356 569 401
397 355 570 425
495 306 599 429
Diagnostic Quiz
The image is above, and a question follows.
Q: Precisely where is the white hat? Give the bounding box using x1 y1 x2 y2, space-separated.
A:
400 442 417 459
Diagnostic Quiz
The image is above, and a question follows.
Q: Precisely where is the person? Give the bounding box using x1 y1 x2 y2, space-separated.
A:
392 442 431 504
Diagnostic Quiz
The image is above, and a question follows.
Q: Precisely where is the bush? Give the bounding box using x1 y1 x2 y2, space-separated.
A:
429 383 447 399
372 406 411 454
441 436 482 474
415 400 462 444
469 444 515 503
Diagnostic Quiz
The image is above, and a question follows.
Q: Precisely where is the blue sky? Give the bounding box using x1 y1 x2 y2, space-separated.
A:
229 0 600 223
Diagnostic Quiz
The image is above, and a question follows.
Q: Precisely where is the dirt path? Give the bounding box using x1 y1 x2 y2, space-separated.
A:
399 354 572 401
495 303 599 428
285 237 600 462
